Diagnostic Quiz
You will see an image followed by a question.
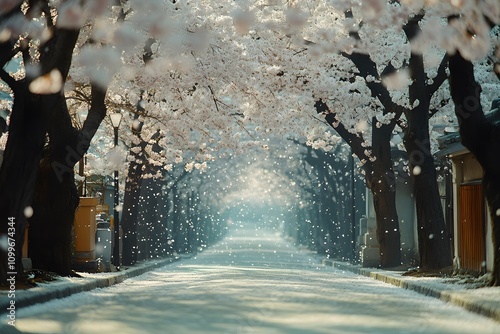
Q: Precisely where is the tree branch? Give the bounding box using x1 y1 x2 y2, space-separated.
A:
448 51 491 161
315 99 370 164
341 9 409 119
0 69 17 91
429 98 450 118
341 51 407 119
39 28 80 80
77 84 107 157
427 55 449 96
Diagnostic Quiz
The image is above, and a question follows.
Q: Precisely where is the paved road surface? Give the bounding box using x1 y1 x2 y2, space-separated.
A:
5 224 500 333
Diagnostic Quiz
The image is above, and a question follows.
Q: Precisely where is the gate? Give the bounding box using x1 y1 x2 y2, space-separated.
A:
458 183 485 273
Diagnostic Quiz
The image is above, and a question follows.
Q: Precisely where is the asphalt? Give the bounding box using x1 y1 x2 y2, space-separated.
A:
0 250 499 329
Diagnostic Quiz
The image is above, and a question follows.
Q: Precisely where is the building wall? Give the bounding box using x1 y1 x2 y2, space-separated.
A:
395 178 417 263
451 152 493 272
361 177 417 266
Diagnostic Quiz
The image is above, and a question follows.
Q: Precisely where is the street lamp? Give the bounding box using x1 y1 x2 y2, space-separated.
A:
76 111 88 196
110 112 122 267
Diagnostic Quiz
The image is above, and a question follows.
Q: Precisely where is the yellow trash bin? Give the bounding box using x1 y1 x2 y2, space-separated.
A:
73 197 98 264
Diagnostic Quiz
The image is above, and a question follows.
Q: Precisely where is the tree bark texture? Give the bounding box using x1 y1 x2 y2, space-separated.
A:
29 151 79 275
0 88 56 284
121 153 144 265
29 84 106 275
404 34 452 269
370 123 402 268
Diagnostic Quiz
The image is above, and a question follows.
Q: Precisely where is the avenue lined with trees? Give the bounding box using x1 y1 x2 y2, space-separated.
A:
1 0 500 289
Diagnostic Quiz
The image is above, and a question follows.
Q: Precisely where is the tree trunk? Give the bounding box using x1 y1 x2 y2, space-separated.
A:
136 178 152 261
404 131 453 269
29 85 106 275
370 124 402 268
121 156 144 265
187 191 196 254
404 43 452 270
0 89 56 284
171 185 182 253
449 51 500 285
29 152 79 275
0 26 81 283
296 207 308 245
323 179 342 258
148 178 164 258
320 101 402 267
371 184 401 268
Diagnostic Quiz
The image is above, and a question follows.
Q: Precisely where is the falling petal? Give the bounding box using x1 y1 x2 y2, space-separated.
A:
29 69 63 94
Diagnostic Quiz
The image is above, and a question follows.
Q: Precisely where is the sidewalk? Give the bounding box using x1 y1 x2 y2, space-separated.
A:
322 258 500 323
0 255 188 312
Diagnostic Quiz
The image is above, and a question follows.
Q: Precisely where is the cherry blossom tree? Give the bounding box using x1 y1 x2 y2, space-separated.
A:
229 1 452 268
0 0 90 282
0 0 260 280
360 0 500 284
354 0 500 282
287 139 362 260
2 0 498 285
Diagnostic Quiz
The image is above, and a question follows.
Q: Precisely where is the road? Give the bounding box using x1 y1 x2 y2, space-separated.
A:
5 224 500 334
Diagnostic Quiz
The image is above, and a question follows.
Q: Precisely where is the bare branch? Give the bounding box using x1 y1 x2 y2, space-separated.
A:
207 85 220 113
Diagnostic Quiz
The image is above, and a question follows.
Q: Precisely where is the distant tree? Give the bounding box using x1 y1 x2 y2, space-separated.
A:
294 140 357 260
121 111 147 265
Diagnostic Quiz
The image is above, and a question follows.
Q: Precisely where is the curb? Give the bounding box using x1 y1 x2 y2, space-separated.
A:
0 256 186 313
322 259 500 323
